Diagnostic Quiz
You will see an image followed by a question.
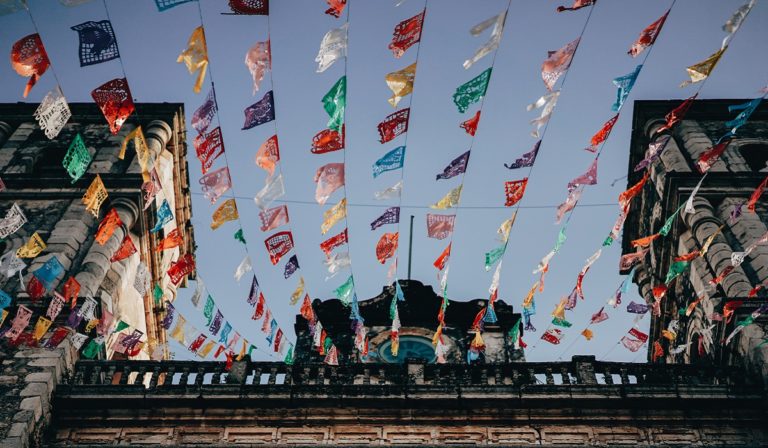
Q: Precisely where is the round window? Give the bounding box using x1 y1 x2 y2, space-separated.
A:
378 335 437 363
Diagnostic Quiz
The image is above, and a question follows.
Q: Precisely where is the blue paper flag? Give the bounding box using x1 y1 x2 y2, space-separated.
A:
372 146 405 178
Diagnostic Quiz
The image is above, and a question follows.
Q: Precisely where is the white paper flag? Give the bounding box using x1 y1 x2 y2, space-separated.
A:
316 23 348 73
254 174 285 210
464 11 506 69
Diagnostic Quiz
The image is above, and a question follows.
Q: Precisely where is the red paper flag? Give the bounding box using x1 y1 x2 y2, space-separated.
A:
557 0 595 12
95 208 123 245
258 204 289 232
674 251 700 262
388 10 425 58
91 78 134 135
194 127 224 174
628 327 648 343
375 232 399 264
651 340 664 361
377 108 410 144
504 178 528 207
314 163 345 205
320 228 348 256
618 171 650 211
541 328 564 345
227 0 268 15
426 214 455 240
61 276 80 308
255 135 280 177
460 111 480 136
167 253 195 285
252 292 265 320
300 294 315 322
110 235 137 263
696 139 732 174
433 243 451 270
747 175 768 213
585 114 619 152
264 231 294 265
311 126 345 154
629 10 669 57
26 275 46 300
652 284 667 300
156 228 184 252
653 94 697 136
631 233 659 248
11 33 50 98
324 0 346 17
274 328 283 352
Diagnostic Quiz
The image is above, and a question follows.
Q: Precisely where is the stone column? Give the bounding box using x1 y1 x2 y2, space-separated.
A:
0 121 13 148
682 197 751 297
75 198 139 297
719 197 768 284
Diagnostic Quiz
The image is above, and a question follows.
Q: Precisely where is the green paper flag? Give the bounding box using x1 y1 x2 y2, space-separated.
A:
484 245 506 271
660 205 684 237
81 338 104 359
284 344 294 365
203 295 215 326
453 67 492 113
665 260 690 283
554 226 568 252
113 320 129 333
737 316 755 327
552 317 572 328
334 275 354 306
389 295 397 320
63 133 92 183
323 76 346 132
153 283 164 305
234 229 246 244
247 344 256 358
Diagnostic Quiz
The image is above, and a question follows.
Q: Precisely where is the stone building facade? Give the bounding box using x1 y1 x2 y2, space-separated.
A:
622 99 768 380
0 102 194 447
295 280 524 364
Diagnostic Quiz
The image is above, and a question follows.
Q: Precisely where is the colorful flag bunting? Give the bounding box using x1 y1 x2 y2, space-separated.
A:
497 212 516 242
245 40 271 94
389 10 425 58
315 163 345 204
542 38 579 91
316 23 347 73
167 253 195 285
375 232 399 264
323 76 346 132
192 88 217 134
17 232 46 259
253 174 285 210
110 235 137 263
227 0 269 14
680 47 727 88
60 134 91 184
377 109 410 143
631 233 659 248
426 214 455 240
747 175 768 213
211 198 238 230
374 180 402 200
242 90 275 130
726 97 763 134
371 207 400 230
177 26 208 93
320 228 348 256
437 151 470 180
627 301 649 314
654 94 698 136
505 141 539 170
684 174 707 215
723 0 757 47
264 231 294 265
311 127 345 154
629 10 669 57
567 159 598 193
255 135 280 177
91 78 134 134
556 0 595 12
453 68 492 113
430 185 462 209
234 256 252 282
465 11 508 70
321 198 347 234
150 199 174 233
259 204 289 232
612 65 642 112
34 87 71 139
34 256 63 291
193 127 224 174
460 111 481 136
199 167 231 204
504 178 528 207
541 328 564 345
71 20 119 66
324 251 351 279
95 208 122 245
659 205 683 236
484 245 505 271
619 170 650 210
283 255 300 279
373 146 406 178
528 91 559 138
11 33 50 98
665 260 690 283
385 63 416 107
590 307 609 324
586 114 619 152
334 275 355 306
324 0 346 17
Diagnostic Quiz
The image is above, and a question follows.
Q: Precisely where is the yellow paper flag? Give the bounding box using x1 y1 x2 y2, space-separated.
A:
211 198 239 230
170 315 187 344
497 211 517 243
522 281 538 308
197 340 216 358
83 175 108 217
119 126 152 181
430 185 463 209
385 62 417 107
17 232 46 258
680 47 727 87
321 198 347 235
581 328 593 340
700 224 725 257
177 26 208 94
290 277 305 306
33 316 52 341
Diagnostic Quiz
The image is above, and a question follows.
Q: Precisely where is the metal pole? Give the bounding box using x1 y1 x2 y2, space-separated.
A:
407 215 414 280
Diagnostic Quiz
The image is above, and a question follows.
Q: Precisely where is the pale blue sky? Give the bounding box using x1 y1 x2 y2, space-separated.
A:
1 0 766 362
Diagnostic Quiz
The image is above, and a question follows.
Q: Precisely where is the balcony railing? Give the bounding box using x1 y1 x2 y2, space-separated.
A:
68 356 754 390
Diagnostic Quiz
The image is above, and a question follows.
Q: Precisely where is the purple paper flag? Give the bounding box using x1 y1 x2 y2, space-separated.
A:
436 151 470 180
627 300 649 314
283 255 300 279
242 90 275 130
247 276 260 306
505 141 540 170
370 207 400 230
